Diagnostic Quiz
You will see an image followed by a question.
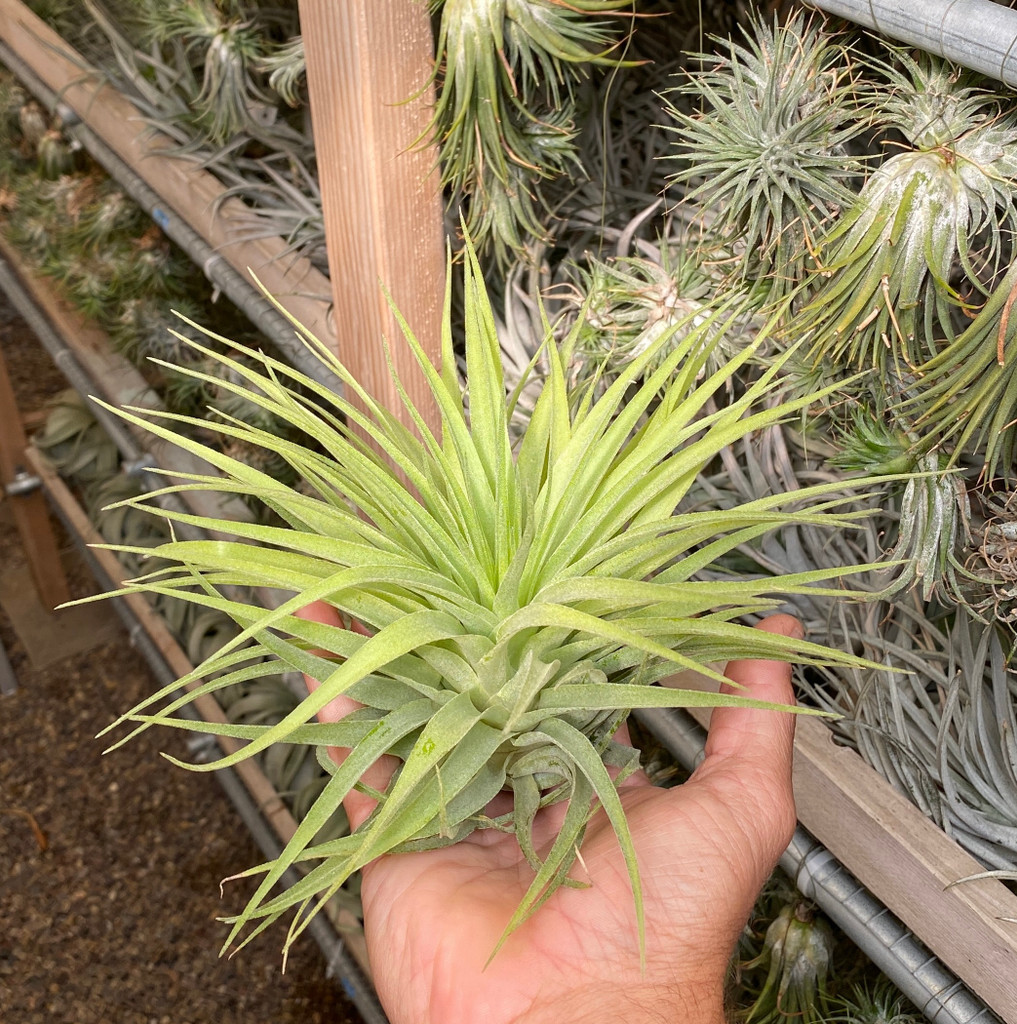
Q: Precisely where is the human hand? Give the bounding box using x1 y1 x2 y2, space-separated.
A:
298 606 801 1024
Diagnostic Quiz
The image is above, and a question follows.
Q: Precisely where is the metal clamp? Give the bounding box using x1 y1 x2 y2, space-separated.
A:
4 470 42 497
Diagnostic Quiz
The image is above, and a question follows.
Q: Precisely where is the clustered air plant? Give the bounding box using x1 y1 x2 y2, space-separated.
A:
83 0 306 153
426 0 637 263
551 244 757 398
89 242 892 961
662 11 872 304
43 0 327 269
798 52 1017 375
742 898 834 1024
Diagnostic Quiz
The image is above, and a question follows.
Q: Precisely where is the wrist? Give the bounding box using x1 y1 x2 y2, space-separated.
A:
520 979 726 1024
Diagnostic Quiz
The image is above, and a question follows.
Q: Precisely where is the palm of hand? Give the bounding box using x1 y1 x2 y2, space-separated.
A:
358 752 790 1024
299 606 800 1024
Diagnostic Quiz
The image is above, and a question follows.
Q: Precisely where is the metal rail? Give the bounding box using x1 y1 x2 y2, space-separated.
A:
805 0 1017 87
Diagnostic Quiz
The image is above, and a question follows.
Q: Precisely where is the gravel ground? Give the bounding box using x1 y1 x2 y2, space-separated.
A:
0 298 362 1024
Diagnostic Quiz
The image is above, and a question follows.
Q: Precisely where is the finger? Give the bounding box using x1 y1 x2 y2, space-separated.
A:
295 602 396 831
691 614 801 853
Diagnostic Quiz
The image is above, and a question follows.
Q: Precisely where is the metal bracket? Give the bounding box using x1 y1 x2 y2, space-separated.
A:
3 470 41 497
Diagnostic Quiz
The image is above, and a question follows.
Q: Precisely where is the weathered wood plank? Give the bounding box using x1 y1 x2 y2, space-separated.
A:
668 670 1017 1021
298 0 445 434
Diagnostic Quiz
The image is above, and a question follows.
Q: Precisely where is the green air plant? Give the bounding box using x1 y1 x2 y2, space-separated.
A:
426 0 636 263
905 259 1017 478
828 397 968 602
799 52 1017 374
257 33 306 109
662 11 871 304
93 242 889 962
830 976 922 1024
742 899 835 1024
135 0 280 148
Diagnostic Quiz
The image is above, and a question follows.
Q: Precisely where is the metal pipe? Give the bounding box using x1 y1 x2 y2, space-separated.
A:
632 707 1001 1024
0 39 344 396
46 494 388 1024
804 0 1017 87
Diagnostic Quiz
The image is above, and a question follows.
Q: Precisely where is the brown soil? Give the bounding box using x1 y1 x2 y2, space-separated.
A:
0 297 363 1024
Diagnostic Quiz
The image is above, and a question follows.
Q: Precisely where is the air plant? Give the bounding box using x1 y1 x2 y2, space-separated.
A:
662 12 871 304
36 128 76 179
80 0 307 157
828 397 968 602
89 241 890 961
799 52 1017 374
17 98 47 154
934 611 1017 868
830 976 923 1024
257 33 306 109
905 260 1017 478
426 0 636 262
554 246 757 397
35 389 121 485
742 899 835 1024
136 0 280 147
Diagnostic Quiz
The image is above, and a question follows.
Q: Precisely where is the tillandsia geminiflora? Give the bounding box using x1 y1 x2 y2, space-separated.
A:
91 240 890 964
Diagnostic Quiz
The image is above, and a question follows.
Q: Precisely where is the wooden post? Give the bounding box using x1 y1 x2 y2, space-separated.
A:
0 340 69 610
297 1 445 435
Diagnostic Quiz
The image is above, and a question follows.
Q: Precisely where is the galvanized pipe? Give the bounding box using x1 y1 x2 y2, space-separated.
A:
632 707 1001 1024
805 0 1017 87
0 39 344 397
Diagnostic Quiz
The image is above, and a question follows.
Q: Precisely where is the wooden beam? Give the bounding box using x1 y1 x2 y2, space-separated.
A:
298 0 445 434
0 334 69 610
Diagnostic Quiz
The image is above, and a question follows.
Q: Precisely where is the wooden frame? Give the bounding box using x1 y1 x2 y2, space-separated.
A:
0 320 68 611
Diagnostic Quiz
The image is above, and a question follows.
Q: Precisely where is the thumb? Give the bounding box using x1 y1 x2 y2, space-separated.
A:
691 613 801 857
